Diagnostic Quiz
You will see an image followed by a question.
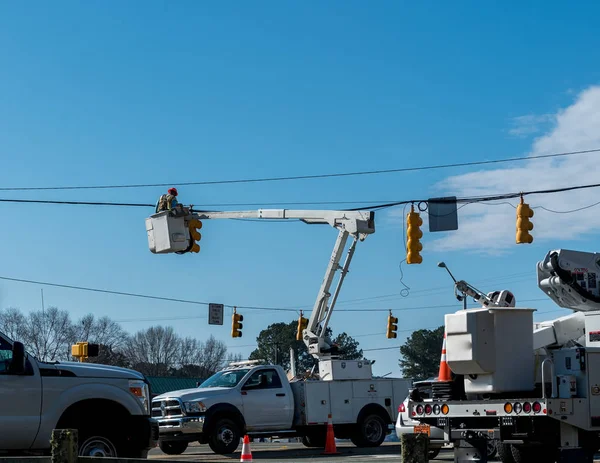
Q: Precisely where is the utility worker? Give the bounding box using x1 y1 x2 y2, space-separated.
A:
156 187 183 215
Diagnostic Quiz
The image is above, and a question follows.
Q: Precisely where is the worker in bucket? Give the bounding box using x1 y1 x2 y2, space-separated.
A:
155 187 185 216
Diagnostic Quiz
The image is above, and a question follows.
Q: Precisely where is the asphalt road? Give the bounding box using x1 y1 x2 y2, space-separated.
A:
148 442 495 462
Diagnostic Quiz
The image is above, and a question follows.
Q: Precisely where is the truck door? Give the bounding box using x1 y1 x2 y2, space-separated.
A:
0 336 42 449
241 368 293 430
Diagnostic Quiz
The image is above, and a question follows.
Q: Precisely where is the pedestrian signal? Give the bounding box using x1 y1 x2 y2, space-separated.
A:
516 196 534 244
231 308 243 338
296 311 308 341
406 205 423 264
386 312 398 339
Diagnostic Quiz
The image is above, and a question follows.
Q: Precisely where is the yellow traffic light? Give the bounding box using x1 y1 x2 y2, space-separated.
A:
406 205 423 264
231 308 244 338
516 196 534 244
296 311 308 341
386 312 398 339
188 219 202 253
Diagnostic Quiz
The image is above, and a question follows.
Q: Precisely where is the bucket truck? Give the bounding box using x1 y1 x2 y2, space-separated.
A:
408 249 600 463
144 209 411 455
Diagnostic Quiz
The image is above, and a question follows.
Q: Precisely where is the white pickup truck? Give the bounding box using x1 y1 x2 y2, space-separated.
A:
0 330 158 458
152 361 410 455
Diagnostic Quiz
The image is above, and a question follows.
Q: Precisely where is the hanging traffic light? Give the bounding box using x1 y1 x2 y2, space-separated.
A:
231 308 243 338
406 204 423 264
516 196 534 244
296 311 309 341
386 311 398 339
188 219 202 253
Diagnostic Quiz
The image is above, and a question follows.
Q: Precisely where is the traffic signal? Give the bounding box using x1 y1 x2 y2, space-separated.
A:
296 311 308 341
386 312 398 339
231 308 243 338
516 196 534 244
406 204 423 264
71 342 100 362
188 219 202 253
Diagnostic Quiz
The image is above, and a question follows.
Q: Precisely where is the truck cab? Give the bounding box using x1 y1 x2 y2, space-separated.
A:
0 331 158 458
152 363 294 455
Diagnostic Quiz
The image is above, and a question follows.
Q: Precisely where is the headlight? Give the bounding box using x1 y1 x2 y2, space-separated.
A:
129 380 150 414
184 401 207 414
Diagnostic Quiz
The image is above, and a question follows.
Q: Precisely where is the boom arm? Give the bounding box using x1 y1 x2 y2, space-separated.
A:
146 208 375 358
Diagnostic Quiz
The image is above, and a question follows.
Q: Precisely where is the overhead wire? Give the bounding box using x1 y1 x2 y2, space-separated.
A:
0 148 598 191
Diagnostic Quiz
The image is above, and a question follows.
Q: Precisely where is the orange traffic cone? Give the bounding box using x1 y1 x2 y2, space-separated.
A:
437 331 452 381
322 413 340 455
240 435 253 462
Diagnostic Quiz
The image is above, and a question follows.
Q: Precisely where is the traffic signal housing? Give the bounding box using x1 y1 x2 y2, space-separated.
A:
516 196 534 244
231 309 243 338
386 312 398 339
296 311 308 341
71 342 100 362
188 219 202 253
406 205 423 264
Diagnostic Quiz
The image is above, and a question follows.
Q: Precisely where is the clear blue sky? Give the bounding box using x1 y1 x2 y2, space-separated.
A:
1 1 599 376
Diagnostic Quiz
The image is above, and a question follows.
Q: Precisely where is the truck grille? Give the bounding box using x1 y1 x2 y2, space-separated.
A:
152 398 184 418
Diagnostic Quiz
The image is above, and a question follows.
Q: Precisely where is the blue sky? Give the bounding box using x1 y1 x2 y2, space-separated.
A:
1 1 600 376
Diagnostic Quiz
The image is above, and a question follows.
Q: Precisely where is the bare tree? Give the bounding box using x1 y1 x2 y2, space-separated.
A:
25 307 74 361
124 326 181 376
0 308 28 342
73 314 128 350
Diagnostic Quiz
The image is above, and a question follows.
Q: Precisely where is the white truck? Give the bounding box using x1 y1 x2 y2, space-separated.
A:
408 249 600 463
0 330 158 458
152 361 409 455
145 207 411 455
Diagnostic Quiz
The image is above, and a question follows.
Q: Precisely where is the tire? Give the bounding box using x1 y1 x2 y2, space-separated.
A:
486 439 498 459
159 440 188 455
511 444 555 463
351 413 387 448
302 434 325 448
428 447 441 459
78 428 120 458
208 417 241 455
497 443 516 463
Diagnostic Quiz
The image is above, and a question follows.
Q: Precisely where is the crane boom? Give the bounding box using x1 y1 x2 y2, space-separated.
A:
146 208 375 359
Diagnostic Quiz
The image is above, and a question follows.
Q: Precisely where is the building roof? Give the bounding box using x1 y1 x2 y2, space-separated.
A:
147 376 205 396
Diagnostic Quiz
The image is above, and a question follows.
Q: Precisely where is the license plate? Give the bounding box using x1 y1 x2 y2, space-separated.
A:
414 424 430 436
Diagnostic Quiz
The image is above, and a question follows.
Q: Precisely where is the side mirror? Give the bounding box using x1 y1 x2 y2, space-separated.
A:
9 342 26 375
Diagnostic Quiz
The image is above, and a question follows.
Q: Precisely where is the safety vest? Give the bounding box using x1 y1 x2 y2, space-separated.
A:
157 194 175 212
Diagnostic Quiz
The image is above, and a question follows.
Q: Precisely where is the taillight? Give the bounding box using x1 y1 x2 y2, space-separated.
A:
398 403 406 413
504 403 513 414
425 404 432 415
514 402 522 414
533 402 542 414
523 402 532 413
416 405 424 415
433 404 441 415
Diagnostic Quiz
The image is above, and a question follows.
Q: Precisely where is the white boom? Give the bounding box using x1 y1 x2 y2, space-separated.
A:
146 208 375 360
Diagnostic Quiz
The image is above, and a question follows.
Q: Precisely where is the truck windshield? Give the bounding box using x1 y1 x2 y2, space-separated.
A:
199 369 250 388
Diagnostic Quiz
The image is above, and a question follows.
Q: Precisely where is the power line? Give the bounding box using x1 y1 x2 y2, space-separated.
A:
1 149 598 191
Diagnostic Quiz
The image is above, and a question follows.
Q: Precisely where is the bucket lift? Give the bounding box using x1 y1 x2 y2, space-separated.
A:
146 208 376 380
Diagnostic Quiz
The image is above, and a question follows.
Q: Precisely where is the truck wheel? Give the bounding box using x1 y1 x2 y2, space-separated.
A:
78 429 120 458
208 417 241 454
351 413 387 448
159 441 189 455
428 448 441 459
497 443 515 463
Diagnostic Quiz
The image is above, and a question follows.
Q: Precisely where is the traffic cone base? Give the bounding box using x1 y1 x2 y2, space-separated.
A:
438 331 452 382
240 435 253 462
322 413 340 455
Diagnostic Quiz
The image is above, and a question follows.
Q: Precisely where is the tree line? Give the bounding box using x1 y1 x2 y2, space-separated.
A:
0 306 241 378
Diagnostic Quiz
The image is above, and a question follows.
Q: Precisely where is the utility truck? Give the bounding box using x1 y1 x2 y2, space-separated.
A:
145 208 411 455
408 250 600 463
0 331 158 457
